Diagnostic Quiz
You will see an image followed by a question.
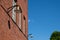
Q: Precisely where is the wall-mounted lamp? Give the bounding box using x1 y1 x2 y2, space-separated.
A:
0 4 22 25
0 4 22 14
7 5 22 13
14 5 22 13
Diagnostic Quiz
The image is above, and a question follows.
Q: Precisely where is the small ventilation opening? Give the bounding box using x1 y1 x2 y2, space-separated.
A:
14 0 17 3
23 16 26 20
8 20 10 29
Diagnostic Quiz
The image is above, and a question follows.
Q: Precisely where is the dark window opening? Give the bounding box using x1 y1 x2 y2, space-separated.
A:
23 16 26 20
8 20 10 29
14 0 17 3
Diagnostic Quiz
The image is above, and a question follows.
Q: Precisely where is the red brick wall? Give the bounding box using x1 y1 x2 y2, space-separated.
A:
0 0 28 40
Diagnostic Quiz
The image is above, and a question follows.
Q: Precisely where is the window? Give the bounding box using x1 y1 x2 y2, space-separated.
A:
12 0 16 22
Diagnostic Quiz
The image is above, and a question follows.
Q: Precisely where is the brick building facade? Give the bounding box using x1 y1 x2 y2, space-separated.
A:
0 0 28 40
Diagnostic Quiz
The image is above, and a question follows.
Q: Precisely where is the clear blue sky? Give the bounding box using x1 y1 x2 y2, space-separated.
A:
28 0 60 40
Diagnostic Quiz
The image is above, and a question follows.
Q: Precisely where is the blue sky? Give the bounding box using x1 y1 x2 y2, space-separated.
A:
28 0 60 40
